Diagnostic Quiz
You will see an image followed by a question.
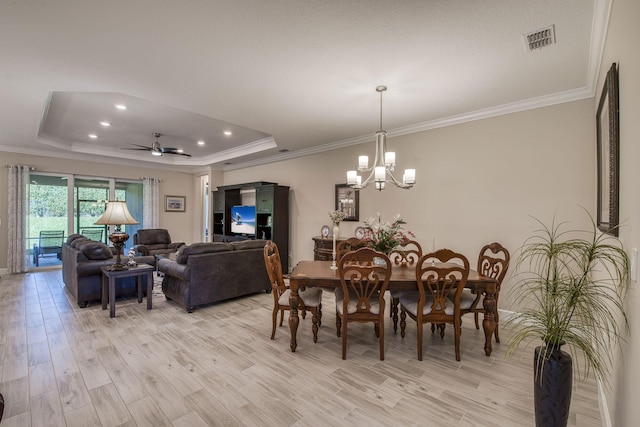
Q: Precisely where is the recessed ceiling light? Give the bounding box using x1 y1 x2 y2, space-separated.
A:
88 134 98 139
99 121 111 127
197 140 205 146
223 131 232 136
115 104 127 110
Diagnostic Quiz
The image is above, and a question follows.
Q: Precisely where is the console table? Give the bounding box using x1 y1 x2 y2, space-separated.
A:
312 236 348 261
101 263 154 318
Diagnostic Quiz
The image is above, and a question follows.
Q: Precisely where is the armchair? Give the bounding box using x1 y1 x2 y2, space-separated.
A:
133 229 185 256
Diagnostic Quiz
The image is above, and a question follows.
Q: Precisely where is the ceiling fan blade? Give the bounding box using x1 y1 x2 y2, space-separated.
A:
161 147 192 157
122 144 152 151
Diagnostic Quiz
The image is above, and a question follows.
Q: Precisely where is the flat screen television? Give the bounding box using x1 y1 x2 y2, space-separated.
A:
230 205 256 235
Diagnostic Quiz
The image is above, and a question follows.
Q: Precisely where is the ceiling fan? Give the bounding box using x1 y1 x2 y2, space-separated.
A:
124 132 192 157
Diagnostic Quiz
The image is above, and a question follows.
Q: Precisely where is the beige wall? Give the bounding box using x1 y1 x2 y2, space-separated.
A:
597 0 640 424
0 152 202 269
223 98 595 292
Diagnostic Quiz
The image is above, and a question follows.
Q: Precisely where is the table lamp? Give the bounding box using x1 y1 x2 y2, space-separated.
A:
95 201 139 270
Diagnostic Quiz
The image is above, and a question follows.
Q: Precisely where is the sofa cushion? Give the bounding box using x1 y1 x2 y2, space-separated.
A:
80 241 113 260
230 239 267 251
67 234 86 245
70 237 91 249
176 242 232 264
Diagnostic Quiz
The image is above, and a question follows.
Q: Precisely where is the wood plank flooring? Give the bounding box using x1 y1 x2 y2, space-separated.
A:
0 269 602 426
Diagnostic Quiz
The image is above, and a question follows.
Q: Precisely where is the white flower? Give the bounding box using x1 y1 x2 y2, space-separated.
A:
328 210 348 224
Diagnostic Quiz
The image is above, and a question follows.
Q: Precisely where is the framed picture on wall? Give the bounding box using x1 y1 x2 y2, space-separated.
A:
335 184 359 221
596 63 619 236
165 195 186 212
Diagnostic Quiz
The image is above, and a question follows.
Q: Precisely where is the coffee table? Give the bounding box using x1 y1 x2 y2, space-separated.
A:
101 263 154 318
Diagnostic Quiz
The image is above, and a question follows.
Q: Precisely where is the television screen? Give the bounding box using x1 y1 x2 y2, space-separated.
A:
230 205 256 235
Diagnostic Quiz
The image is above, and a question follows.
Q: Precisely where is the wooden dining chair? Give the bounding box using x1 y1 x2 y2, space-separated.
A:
399 249 470 361
263 240 323 342
336 247 391 360
388 240 423 333
336 237 368 262
458 242 510 342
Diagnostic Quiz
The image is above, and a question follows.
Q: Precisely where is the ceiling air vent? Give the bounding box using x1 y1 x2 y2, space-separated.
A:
523 25 556 51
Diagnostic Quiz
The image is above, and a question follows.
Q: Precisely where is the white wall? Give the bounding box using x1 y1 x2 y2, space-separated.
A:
597 0 640 424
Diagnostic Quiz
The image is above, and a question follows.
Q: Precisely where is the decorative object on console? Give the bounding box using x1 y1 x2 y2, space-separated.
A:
346 85 416 191
362 213 414 255
94 200 139 270
328 210 347 270
321 225 330 238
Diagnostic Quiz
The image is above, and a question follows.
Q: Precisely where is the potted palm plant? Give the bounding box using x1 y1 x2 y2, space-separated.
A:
505 213 629 427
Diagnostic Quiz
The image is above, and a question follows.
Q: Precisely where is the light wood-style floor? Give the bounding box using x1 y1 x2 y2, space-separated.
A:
0 269 602 426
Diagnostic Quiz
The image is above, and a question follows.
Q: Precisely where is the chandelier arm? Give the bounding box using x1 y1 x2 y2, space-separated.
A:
386 169 412 189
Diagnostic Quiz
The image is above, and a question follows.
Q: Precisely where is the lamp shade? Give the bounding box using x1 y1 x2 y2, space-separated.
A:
95 201 138 226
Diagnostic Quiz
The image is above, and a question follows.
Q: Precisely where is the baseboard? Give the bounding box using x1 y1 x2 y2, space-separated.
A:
598 380 612 427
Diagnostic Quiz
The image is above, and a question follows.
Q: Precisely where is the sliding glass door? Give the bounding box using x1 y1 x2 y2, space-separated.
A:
28 173 144 269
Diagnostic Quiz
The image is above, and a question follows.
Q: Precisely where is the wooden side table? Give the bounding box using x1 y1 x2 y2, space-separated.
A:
101 263 154 318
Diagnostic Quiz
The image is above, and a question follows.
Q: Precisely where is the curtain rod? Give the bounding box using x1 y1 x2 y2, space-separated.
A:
140 177 162 181
5 165 35 170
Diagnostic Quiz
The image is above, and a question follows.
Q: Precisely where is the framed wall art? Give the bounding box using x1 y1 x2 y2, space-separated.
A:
165 195 186 212
335 184 359 221
596 62 619 236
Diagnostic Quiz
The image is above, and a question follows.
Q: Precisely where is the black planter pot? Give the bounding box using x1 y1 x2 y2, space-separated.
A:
534 345 573 427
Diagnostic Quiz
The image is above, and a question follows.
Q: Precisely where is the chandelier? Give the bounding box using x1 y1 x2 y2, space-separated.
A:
346 85 416 191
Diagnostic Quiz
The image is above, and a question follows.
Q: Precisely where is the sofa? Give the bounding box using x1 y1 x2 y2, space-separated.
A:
158 239 271 312
133 228 185 256
62 234 155 307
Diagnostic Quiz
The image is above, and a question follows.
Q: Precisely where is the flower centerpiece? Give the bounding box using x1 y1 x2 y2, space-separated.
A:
328 209 347 225
362 213 414 254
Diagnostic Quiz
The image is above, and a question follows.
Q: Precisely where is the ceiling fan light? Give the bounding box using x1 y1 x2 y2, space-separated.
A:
152 149 162 157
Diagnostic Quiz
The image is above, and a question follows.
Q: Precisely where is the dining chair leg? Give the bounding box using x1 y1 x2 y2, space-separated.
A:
379 322 385 361
317 302 323 327
336 312 341 337
279 308 285 326
271 307 279 339
341 320 348 360
400 308 407 338
417 321 423 361
454 317 462 361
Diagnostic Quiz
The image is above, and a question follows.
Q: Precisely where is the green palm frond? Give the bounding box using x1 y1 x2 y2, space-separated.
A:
505 210 629 387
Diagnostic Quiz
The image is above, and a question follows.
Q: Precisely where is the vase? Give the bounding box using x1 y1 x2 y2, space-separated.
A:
533 344 573 427
373 256 388 267
332 223 340 238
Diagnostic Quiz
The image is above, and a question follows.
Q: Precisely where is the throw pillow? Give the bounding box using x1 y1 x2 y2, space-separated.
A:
80 241 113 260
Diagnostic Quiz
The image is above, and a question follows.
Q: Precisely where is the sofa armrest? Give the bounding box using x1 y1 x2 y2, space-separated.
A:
134 245 150 256
168 242 185 251
158 258 189 281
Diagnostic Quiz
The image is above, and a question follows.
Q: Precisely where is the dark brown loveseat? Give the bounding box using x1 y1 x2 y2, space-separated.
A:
62 234 155 307
158 240 271 312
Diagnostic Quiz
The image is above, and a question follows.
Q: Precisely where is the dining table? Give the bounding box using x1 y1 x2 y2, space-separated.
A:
287 260 499 356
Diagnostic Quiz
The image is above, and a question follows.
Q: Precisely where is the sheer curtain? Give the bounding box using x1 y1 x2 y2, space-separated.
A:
7 165 30 273
143 177 160 229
